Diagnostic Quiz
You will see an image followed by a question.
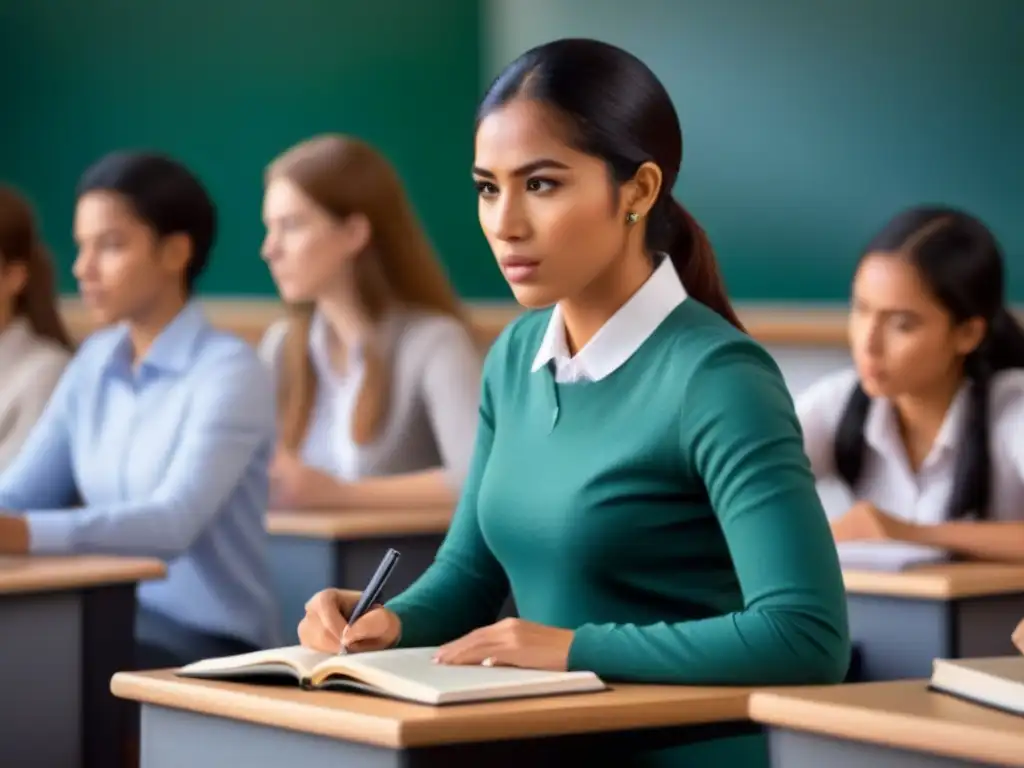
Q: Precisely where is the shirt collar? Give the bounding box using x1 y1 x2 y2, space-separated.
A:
0 318 33 364
864 382 970 464
108 301 208 376
531 255 687 381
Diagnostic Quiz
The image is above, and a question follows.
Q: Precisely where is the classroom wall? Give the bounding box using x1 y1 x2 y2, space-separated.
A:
0 0 507 300
485 0 1024 302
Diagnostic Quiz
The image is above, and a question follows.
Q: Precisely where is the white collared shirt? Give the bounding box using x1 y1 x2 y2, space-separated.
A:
532 255 687 383
0 318 70 472
796 367 1024 524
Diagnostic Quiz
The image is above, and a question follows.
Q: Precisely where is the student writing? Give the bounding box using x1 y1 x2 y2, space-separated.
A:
0 152 279 666
258 136 482 510
295 39 849 767
0 186 73 471
798 207 1024 563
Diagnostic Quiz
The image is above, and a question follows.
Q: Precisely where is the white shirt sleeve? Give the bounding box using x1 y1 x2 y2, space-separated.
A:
793 368 860 481
989 370 1024 520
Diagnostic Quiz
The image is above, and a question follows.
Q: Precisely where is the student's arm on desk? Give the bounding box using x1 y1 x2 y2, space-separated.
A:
384 357 509 647
569 344 851 685
21 355 275 559
0 356 81 511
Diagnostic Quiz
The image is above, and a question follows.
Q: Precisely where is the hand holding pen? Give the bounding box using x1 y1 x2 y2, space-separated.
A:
297 548 403 655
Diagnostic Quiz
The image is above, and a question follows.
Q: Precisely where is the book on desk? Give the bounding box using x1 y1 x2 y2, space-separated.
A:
177 645 606 706
929 656 1024 717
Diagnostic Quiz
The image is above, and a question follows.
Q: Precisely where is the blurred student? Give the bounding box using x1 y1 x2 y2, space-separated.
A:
798 207 1024 563
0 186 73 470
0 151 279 666
258 135 482 510
294 39 849 768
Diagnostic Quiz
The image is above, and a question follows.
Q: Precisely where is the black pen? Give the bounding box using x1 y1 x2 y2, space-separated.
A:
340 547 401 654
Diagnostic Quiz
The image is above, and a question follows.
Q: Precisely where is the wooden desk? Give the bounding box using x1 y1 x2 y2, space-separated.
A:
61 297 859 349
843 563 1024 681
749 680 1024 767
266 509 453 643
0 556 165 768
111 669 755 767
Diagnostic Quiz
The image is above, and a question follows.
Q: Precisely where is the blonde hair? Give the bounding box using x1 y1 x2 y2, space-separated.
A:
0 185 74 351
266 134 465 450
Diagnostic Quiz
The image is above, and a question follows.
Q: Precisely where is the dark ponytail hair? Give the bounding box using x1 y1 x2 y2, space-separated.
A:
477 38 745 332
834 206 1024 520
0 185 74 351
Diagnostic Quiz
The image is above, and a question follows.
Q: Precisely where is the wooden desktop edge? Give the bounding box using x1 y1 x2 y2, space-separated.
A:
0 555 166 595
109 670 751 749
747 681 1024 767
60 297 855 348
266 508 453 539
843 562 1024 599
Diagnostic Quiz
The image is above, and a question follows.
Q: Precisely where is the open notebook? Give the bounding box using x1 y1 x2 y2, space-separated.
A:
837 542 950 572
928 656 1024 717
177 645 607 706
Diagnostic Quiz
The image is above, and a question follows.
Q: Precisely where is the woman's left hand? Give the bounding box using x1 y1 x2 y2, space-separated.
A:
1013 618 1024 655
0 515 29 555
433 618 575 671
269 451 341 509
830 500 913 543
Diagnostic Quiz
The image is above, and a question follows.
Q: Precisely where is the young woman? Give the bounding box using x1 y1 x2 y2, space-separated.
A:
0 186 73 470
797 206 1024 564
258 135 482 510
0 151 279 666
294 39 849 766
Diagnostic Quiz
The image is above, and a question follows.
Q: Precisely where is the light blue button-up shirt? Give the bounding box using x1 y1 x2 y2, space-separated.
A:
0 302 280 649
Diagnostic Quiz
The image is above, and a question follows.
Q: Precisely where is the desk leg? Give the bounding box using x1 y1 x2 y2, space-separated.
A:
767 727 991 767
141 704 753 768
846 595 953 680
81 583 137 768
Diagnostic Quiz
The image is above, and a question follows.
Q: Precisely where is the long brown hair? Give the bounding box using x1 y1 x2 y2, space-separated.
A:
0 186 74 350
266 135 465 451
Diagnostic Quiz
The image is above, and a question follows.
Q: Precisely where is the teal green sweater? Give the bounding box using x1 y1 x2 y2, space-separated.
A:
386 300 850 766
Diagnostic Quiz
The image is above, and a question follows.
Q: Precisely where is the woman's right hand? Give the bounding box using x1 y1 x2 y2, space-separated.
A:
297 588 402 653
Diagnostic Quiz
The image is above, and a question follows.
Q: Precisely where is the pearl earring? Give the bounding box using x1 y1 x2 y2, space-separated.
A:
626 211 640 224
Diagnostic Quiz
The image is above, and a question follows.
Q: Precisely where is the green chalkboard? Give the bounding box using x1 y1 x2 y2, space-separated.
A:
0 0 511 300
489 0 1024 301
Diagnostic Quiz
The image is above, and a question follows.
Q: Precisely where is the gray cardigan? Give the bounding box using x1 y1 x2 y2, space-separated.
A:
258 309 483 490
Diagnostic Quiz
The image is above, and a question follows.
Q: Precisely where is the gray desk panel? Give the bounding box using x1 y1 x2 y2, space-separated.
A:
848 592 1024 681
767 727 1011 767
0 583 136 768
141 703 756 768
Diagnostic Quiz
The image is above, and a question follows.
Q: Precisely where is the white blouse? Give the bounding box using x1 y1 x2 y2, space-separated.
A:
0 318 71 472
796 367 1024 525
259 309 482 490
